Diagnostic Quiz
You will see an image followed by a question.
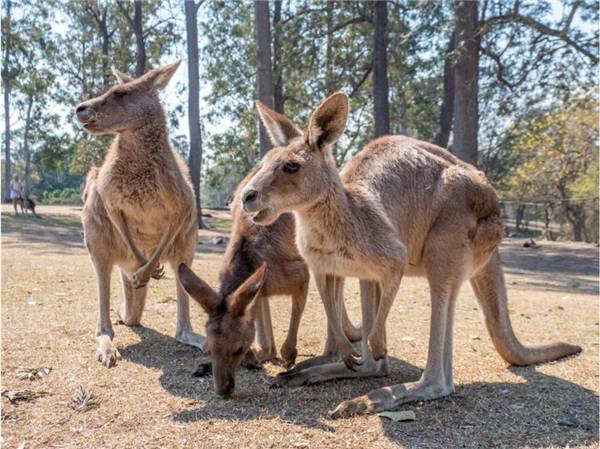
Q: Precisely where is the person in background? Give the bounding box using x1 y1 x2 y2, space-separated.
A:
10 175 23 215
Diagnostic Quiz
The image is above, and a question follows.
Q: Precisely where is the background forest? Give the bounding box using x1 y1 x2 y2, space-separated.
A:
1 0 598 240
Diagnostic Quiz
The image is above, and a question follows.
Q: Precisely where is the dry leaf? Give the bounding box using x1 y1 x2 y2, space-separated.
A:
16 367 52 381
377 410 416 422
2 389 49 403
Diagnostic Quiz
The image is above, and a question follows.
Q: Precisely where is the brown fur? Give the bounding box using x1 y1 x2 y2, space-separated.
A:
243 93 581 417
179 170 361 396
76 62 205 367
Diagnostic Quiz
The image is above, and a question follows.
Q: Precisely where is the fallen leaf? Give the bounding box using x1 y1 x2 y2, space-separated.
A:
16 367 52 381
1 389 49 403
377 410 416 422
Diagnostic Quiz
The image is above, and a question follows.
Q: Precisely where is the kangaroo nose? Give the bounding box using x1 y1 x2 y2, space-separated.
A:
218 380 235 398
75 104 93 122
243 189 258 205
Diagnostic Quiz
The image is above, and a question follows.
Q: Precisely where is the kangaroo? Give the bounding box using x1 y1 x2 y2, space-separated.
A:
239 92 581 417
177 168 361 396
76 62 205 367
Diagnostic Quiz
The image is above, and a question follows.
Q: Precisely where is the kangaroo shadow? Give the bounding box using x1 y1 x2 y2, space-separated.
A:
381 362 598 449
119 326 421 432
120 326 597 447
1 212 85 252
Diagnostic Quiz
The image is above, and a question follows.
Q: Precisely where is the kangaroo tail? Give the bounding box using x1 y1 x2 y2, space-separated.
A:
470 250 581 366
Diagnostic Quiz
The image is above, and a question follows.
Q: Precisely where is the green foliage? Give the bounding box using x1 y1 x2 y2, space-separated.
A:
200 0 450 203
499 94 599 241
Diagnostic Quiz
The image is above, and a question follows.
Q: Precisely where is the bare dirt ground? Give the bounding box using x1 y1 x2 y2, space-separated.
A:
1 204 598 449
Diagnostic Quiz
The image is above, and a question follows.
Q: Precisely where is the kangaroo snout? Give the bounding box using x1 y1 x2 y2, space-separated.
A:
241 189 259 211
75 103 95 123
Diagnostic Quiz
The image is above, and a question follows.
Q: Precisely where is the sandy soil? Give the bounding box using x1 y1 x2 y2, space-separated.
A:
1 204 598 449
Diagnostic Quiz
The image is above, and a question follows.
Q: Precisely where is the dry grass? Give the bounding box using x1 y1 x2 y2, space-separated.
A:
1 204 598 449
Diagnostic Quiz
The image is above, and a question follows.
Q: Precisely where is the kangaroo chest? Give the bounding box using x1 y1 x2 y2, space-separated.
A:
101 166 181 249
295 219 380 280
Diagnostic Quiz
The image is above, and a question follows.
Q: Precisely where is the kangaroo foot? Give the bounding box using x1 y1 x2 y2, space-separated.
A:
96 335 121 368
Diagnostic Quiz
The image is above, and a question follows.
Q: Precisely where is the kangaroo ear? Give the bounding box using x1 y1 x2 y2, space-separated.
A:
256 101 302 147
178 263 221 315
112 67 133 84
142 60 181 91
228 264 267 318
305 92 348 152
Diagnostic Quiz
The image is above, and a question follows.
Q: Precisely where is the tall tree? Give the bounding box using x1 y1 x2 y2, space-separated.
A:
434 30 455 148
2 0 12 202
272 0 284 114
254 0 274 156
117 0 146 77
185 0 205 228
84 1 116 88
452 0 479 165
373 0 390 137
445 0 598 165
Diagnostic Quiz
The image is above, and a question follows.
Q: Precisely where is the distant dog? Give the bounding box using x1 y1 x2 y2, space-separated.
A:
17 197 40 217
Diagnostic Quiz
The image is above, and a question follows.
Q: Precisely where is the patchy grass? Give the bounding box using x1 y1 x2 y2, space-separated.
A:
1 204 598 449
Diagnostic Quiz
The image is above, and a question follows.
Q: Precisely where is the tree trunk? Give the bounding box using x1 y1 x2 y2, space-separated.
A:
566 203 587 242
452 0 479 166
434 30 456 148
325 1 334 94
100 7 111 87
373 0 390 137
254 0 274 156
22 95 34 198
133 0 146 77
185 0 205 228
272 0 284 114
2 0 11 202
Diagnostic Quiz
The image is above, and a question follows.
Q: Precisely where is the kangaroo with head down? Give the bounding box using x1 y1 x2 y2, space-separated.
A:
76 62 205 367
240 92 581 417
178 169 361 397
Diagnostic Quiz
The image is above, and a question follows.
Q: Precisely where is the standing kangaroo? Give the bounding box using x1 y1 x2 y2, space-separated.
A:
177 168 361 396
76 62 205 367
240 92 581 417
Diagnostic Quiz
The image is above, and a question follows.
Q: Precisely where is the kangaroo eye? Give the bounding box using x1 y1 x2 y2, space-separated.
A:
232 347 244 357
114 91 128 99
282 162 300 174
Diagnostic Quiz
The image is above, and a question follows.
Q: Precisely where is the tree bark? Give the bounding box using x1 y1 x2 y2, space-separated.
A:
452 0 479 166
133 0 146 77
254 0 274 156
22 95 34 198
2 0 11 202
272 0 284 114
434 30 456 148
87 3 112 87
325 1 334 94
566 203 587 242
185 0 205 228
373 0 390 137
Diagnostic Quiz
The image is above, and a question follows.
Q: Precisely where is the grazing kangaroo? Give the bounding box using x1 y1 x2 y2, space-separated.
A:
76 61 205 367
240 92 581 417
178 169 361 396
